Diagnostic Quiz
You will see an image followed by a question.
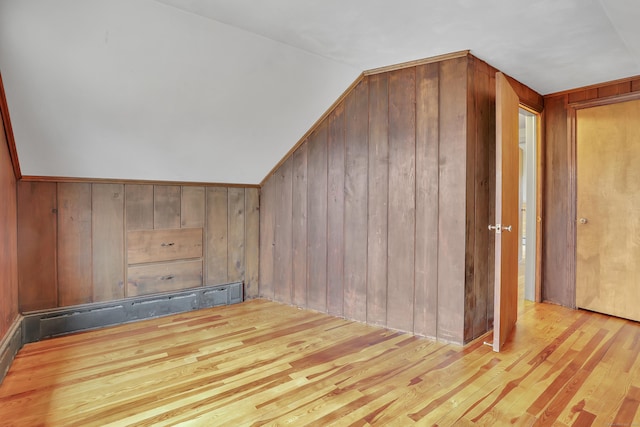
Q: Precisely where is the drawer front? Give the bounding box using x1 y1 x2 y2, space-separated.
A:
128 228 202 264
127 260 202 297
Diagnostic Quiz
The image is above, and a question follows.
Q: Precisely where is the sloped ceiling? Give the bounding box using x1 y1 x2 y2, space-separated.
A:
1 0 639 184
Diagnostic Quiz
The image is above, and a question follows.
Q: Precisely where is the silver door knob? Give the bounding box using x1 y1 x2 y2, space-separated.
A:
503 225 512 232
579 218 588 224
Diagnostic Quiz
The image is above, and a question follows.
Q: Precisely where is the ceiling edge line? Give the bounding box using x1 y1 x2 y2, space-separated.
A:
19 175 260 188
258 72 365 187
363 50 470 76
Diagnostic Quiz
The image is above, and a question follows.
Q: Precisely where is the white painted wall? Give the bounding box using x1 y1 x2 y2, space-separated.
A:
1 0 639 184
0 0 360 183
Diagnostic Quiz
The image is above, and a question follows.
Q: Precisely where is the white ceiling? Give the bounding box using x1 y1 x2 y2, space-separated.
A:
1 0 639 184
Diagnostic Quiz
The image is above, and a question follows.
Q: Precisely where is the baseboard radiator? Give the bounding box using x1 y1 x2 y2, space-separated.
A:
23 282 243 343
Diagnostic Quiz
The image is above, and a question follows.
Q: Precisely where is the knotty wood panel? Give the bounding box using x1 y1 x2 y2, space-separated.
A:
292 143 308 307
0 108 18 336
154 185 181 229
469 59 496 339
127 228 203 264
125 185 153 231
366 73 389 327
343 79 369 322
597 82 631 99
57 183 93 306
259 53 540 343
127 259 202 297
227 188 245 283
17 182 58 312
542 95 572 307
326 105 345 317
16 179 256 311
387 68 416 332
274 158 293 304
244 188 260 298
181 186 205 228
92 184 124 302
437 57 468 344
414 62 439 338
259 178 275 299
205 187 228 285
307 124 328 313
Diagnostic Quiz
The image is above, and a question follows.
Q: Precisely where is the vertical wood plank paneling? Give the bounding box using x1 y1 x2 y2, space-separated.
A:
327 104 346 317
92 184 124 302
387 67 416 332
17 182 58 312
125 185 153 231
542 95 571 306
0 117 18 333
437 57 468 344
58 183 93 306
227 188 245 283
464 59 477 343
307 123 328 312
154 186 181 229
274 159 293 303
367 73 389 326
469 59 495 339
206 187 228 285
292 142 308 307
181 186 205 228
343 79 369 322
259 178 276 299
597 82 631 99
487 70 497 330
244 188 260 298
414 62 440 338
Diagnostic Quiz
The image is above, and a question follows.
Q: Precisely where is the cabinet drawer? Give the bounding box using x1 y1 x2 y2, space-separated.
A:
127 260 202 297
128 228 202 264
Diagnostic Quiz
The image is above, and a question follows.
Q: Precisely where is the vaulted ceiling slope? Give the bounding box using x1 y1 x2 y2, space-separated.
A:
1 0 639 184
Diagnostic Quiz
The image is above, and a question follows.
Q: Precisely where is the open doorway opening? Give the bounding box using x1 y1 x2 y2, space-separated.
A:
518 108 537 302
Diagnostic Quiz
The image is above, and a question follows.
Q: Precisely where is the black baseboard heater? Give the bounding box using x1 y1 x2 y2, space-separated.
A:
22 282 243 343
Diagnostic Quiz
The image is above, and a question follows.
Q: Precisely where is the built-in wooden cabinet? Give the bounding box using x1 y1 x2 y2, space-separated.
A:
127 227 204 296
17 182 259 312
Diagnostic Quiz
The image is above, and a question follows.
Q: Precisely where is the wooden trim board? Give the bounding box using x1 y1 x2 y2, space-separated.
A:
20 175 260 188
0 315 23 385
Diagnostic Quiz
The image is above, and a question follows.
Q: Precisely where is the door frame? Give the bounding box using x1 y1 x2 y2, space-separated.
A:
519 104 543 303
568 91 640 307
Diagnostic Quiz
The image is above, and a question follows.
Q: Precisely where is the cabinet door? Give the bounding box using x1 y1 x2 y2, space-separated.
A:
127 260 203 297
127 228 203 264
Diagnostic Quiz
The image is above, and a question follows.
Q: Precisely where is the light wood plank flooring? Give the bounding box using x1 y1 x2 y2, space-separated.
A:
1 298 639 426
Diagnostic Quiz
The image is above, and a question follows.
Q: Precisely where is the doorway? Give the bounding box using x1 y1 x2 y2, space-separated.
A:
518 108 537 303
576 98 640 321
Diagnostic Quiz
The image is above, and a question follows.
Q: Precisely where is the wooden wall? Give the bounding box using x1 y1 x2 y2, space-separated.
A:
542 76 640 307
17 181 259 312
0 91 19 340
260 53 513 344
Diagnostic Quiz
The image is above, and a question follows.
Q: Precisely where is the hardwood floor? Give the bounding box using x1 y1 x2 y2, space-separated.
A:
0 298 639 426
